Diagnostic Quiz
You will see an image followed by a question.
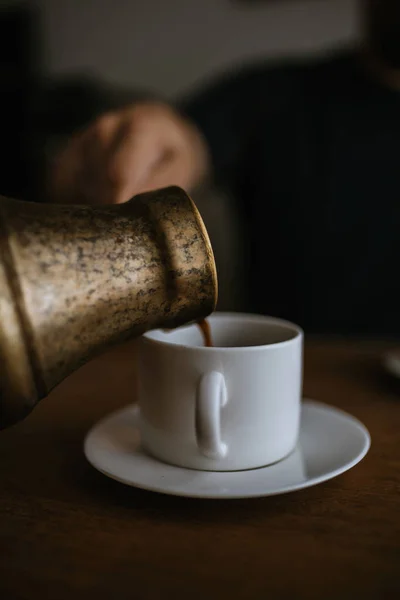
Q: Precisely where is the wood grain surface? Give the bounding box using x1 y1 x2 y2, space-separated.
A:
1 339 399 600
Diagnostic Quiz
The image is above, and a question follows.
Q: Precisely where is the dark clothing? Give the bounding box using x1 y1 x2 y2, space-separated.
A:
183 52 400 336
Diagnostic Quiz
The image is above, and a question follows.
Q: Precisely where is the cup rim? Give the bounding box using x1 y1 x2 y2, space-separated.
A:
142 312 303 353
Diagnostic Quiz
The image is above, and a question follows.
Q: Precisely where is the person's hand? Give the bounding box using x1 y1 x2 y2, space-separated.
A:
48 101 210 205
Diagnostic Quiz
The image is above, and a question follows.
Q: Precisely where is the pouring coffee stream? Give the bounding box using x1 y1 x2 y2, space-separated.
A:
0 186 217 428
197 318 213 347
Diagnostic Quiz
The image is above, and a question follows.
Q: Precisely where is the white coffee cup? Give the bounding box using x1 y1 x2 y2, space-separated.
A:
137 313 303 471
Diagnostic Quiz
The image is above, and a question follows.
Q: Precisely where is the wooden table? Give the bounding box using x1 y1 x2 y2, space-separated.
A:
1 340 399 600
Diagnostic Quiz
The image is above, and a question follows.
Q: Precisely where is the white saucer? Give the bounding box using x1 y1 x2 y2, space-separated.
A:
84 400 370 499
383 352 400 379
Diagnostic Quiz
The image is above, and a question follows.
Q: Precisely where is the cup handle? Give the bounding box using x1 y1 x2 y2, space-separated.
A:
196 371 228 459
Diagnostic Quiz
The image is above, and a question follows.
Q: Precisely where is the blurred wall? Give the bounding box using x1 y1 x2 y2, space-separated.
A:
34 0 359 97
24 0 359 309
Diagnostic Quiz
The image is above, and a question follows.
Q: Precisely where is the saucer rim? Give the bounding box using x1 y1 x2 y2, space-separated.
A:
84 399 371 499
